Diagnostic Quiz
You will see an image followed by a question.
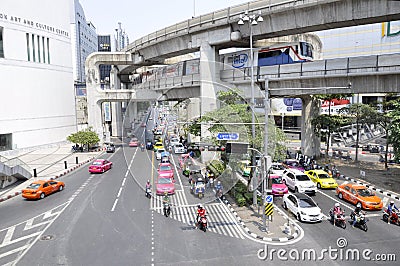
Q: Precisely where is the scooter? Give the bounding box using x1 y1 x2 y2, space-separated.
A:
350 211 368 231
145 187 152 199
198 216 207 232
163 202 171 217
329 208 346 229
383 209 400 225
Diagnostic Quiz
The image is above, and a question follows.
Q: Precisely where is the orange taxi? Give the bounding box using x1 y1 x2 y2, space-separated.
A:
336 183 383 210
22 179 65 200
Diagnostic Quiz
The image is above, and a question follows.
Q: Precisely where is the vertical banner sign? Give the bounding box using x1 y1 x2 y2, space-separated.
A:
104 102 111 122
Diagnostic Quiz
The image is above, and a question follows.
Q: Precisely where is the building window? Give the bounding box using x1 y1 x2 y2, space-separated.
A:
0 134 12 151
47 38 50 64
0 27 4 58
32 34 36 62
42 36 46 63
37 35 41 63
26 33 30 61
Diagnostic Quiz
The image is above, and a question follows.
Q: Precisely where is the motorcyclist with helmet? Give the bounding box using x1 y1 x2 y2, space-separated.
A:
163 192 171 216
351 206 363 228
387 200 399 224
163 191 170 204
140 143 145 151
145 180 152 197
196 204 206 224
215 181 223 199
332 202 343 226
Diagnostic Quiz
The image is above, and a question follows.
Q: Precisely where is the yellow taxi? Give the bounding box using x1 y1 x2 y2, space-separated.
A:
239 160 251 177
153 142 164 152
304 169 338 189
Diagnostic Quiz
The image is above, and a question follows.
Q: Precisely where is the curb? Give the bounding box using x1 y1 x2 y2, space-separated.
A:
0 157 97 203
222 198 300 242
338 174 400 201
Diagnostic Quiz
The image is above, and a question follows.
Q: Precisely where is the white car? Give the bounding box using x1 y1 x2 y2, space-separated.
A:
282 169 316 194
283 193 323 222
269 162 286 175
174 143 186 154
169 138 180 147
156 149 166 160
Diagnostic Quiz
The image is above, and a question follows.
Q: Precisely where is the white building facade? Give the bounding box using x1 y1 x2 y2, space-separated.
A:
0 0 76 150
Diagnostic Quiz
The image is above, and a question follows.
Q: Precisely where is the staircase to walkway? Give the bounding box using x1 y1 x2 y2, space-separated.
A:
332 124 386 147
0 155 32 187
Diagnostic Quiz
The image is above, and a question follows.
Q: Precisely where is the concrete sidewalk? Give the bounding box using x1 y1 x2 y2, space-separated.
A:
0 143 103 202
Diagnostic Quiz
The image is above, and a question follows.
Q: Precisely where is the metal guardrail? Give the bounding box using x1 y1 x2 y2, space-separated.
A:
127 0 319 52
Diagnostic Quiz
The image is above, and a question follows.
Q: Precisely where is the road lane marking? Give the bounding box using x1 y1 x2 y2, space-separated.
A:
111 198 119 212
0 244 29 260
317 190 357 211
2 227 15 246
170 155 188 205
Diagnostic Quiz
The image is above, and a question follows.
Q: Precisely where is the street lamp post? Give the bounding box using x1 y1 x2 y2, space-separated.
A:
238 10 263 206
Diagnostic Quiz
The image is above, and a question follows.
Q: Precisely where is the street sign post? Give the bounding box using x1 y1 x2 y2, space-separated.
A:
216 132 239 141
265 195 273 204
265 203 273 216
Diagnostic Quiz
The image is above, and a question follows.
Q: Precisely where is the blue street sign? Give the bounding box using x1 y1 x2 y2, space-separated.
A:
216 132 239 141
265 195 273 203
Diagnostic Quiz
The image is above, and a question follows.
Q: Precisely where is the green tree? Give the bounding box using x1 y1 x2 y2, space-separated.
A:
67 127 100 151
312 94 352 160
191 89 287 194
377 96 400 169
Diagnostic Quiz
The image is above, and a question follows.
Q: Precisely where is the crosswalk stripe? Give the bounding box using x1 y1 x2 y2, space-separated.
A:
209 205 233 237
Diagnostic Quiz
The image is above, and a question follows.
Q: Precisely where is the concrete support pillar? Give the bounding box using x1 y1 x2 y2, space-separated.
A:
199 42 218 141
110 66 123 137
110 102 121 137
86 66 104 141
301 96 321 158
125 101 137 134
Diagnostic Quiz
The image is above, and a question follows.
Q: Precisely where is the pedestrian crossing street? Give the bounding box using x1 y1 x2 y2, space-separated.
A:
151 191 244 239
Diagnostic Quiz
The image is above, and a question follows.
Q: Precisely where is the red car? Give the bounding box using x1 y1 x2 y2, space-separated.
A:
157 163 174 179
22 179 65 200
129 137 139 147
156 176 176 195
89 159 113 173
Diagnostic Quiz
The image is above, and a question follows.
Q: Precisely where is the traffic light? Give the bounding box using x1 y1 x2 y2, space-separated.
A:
225 142 249 154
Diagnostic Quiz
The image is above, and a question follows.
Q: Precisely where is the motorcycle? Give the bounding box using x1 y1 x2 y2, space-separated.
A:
140 144 145 152
163 202 171 217
350 211 368 231
216 188 223 200
383 209 400 225
329 208 346 229
197 216 207 232
145 187 152 198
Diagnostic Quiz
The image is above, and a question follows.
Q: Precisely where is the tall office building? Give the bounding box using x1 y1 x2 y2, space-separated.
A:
114 22 129 51
0 0 76 150
70 0 98 83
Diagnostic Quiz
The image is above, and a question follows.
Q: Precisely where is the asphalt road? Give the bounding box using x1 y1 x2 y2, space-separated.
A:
0 109 399 265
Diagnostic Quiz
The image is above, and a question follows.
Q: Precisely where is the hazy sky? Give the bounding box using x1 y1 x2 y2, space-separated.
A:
79 0 250 40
